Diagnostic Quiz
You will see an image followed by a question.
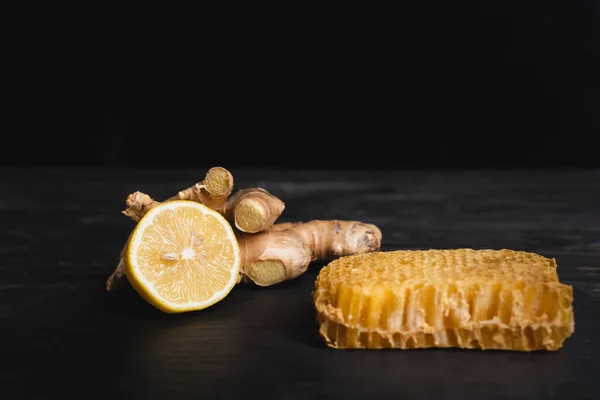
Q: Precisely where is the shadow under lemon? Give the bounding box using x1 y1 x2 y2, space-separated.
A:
114 269 324 396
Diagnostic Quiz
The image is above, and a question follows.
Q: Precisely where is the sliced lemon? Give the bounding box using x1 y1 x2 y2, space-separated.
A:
124 200 241 313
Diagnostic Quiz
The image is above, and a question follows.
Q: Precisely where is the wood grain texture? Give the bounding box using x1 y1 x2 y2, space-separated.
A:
1 167 599 399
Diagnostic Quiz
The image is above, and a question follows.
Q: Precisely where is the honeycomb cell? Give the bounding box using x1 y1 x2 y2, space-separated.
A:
313 249 574 351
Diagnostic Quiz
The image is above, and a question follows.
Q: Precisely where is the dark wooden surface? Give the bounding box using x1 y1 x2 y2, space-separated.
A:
1 167 599 399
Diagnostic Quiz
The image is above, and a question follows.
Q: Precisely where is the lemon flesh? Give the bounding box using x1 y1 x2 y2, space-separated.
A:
125 200 241 313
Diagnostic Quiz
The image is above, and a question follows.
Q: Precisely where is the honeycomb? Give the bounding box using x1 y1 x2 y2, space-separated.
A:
314 249 574 351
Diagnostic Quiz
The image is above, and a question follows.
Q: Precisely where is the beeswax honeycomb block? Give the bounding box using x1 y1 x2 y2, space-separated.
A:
314 249 574 351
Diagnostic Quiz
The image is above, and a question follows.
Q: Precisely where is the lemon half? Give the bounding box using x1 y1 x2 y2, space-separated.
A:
125 200 241 313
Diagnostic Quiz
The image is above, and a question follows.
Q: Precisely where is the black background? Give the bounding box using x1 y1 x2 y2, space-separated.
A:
2 5 600 398
4 2 600 169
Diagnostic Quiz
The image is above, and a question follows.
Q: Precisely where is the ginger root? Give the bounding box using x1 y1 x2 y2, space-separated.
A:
122 166 234 222
222 188 285 233
106 246 128 291
121 192 160 222
120 176 283 234
106 166 383 291
174 166 234 210
238 220 382 286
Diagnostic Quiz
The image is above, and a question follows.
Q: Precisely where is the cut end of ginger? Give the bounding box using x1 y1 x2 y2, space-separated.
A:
234 200 266 233
314 248 575 351
204 166 234 198
245 260 287 286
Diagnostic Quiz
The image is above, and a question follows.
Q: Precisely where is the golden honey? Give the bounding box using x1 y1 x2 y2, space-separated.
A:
314 249 574 351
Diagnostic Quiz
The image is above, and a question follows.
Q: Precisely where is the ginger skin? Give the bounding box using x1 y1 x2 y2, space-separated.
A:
174 166 234 210
106 246 128 291
120 180 283 234
238 220 382 286
106 165 383 291
121 192 160 222
121 166 234 222
222 188 285 233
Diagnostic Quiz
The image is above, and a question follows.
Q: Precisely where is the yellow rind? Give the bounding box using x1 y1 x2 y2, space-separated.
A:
125 200 241 314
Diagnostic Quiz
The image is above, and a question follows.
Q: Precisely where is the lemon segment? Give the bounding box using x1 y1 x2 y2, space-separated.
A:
124 200 241 313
